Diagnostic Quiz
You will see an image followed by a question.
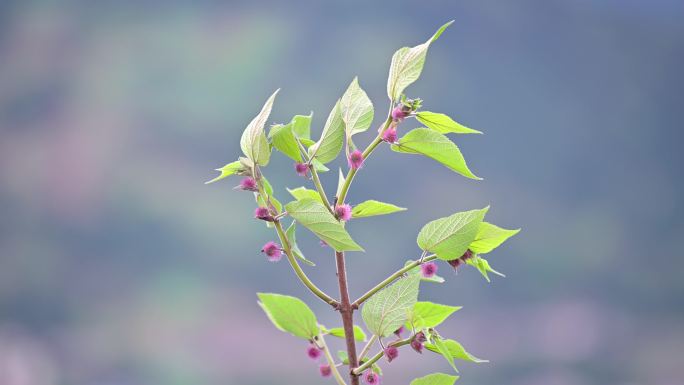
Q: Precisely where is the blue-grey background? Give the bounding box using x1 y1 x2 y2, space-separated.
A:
1 1 682 384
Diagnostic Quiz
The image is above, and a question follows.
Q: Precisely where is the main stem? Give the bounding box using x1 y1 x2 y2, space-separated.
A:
335 251 360 385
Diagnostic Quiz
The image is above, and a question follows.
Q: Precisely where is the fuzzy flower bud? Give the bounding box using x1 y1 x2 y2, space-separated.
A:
414 331 427 343
319 365 332 377
335 204 352 222
364 371 381 385
261 241 283 262
447 249 474 270
391 104 411 121
381 127 398 144
307 345 322 360
254 207 273 222
384 346 399 362
294 162 309 177
348 150 364 170
236 177 258 191
410 338 424 353
461 249 474 261
420 262 438 278
394 326 405 337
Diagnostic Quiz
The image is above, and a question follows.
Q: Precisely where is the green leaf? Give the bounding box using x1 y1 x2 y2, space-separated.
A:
351 200 407 218
469 222 520 254
257 293 319 339
240 89 279 166
416 111 482 135
205 160 242 184
326 325 367 342
410 373 459 385
362 267 421 337
392 128 481 180
311 158 330 173
285 198 364 252
422 274 445 283
337 350 349 363
426 339 489 364
269 123 302 162
285 221 315 267
340 77 374 137
287 187 322 203
433 336 459 373
417 207 489 261
409 301 461 329
466 255 505 282
336 168 346 198
292 113 312 140
309 100 345 164
387 21 453 101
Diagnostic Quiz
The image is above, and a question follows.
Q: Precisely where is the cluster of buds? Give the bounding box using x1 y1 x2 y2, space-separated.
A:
304 344 333 378
348 149 365 170
235 177 258 192
420 262 438 278
410 331 427 353
390 97 422 122
335 204 353 222
384 346 399 362
447 249 475 270
254 207 275 222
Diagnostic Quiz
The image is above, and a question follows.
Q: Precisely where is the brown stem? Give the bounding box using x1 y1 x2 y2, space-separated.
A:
335 251 359 385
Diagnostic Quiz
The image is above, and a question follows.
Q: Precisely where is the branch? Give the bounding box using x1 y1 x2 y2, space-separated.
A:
273 220 339 307
335 251 360 385
352 338 412 375
357 334 378 361
318 333 348 385
352 255 437 308
310 164 335 215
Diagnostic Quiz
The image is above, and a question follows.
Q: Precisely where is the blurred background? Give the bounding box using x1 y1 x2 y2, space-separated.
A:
1 1 683 384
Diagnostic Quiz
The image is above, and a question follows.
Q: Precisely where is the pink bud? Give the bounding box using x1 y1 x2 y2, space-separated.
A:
319 365 332 377
384 346 399 362
294 162 309 177
394 326 405 337
391 105 410 121
335 204 352 222
420 262 438 278
414 331 427 343
447 258 462 270
461 249 474 261
381 127 398 144
254 207 273 222
307 345 322 360
364 371 381 385
236 177 258 191
348 150 364 170
410 339 424 353
261 241 283 262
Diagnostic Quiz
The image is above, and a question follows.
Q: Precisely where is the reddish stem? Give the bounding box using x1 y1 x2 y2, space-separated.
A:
335 251 359 385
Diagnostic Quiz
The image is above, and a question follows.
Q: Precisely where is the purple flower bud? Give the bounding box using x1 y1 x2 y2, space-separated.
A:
236 177 258 191
447 249 474 270
319 364 332 377
394 326 405 337
364 371 381 385
461 249 474 261
420 262 438 278
381 127 398 144
307 345 322 360
391 105 411 121
410 339 424 353
261 241 283 262
384 346 399 362
414 331 427 343
335 204 352 222
447 258 462 270
294 162 309 177
254 207 273 221
348 150 364 170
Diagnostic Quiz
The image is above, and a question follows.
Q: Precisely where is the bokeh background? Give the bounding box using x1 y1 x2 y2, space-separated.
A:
1 1 683 384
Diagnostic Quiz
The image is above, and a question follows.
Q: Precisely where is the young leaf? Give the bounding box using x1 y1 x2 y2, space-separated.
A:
337 350 349 363
285 221 315 266
326 325 367 342
392 128 481 180
410 373 459 385
309 100 345 164
287 187 323 203
416 111 482 135
466 255 505 282
257 293 319 339
311 158 330 173
433 336 460 372
269 123 302 162
409 301 462 329
285 198 364 252
417 207 489 261
240 89 279 166
292 113 312 140
340 77 374 137
351 200 407 218
387 21 454 102
422 274 445 284
469 222 520 254
362 267 421 337
205 160 242 184
426 339 489 364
